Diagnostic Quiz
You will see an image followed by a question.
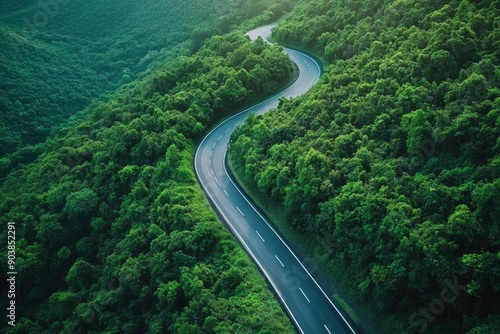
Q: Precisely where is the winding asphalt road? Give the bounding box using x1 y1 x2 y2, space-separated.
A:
194 24 357 334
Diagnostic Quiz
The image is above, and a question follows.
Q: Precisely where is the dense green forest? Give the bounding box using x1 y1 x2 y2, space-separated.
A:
0 0 297 333
0 0 293 157
229 0 500 333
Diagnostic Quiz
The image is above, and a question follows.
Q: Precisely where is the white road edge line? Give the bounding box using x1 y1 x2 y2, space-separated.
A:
256 231 265 242
236 207 245 216
324 324 332 334
275 255 285 267
193 32 327 334
299 287 311 303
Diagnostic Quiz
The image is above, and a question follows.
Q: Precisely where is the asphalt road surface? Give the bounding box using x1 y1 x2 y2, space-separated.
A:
194 24 357 334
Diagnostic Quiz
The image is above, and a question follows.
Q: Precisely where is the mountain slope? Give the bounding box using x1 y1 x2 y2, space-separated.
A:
229 0 500 333
0 0 294 156
0 2 297 333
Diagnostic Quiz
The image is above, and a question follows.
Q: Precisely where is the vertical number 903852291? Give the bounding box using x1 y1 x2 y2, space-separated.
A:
7 222 16 272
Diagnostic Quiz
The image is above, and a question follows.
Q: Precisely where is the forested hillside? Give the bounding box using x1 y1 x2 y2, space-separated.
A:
0 1 296 333
229 0 500 333
0 0 293 156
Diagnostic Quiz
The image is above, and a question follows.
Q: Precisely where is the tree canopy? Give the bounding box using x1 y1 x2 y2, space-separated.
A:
229 0 500 333
0 1 296 333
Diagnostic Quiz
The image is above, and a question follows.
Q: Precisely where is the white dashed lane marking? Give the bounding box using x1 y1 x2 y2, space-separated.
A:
256 231 265 242
236 207 245 216
299 287 311 303
275 255 285 268
214 177 222 187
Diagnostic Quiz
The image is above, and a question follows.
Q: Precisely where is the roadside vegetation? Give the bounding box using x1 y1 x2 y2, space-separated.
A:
0 1 296 333
229 0 500 333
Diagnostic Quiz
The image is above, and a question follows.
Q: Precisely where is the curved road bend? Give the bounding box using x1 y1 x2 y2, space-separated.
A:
194 24 357 334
